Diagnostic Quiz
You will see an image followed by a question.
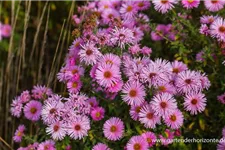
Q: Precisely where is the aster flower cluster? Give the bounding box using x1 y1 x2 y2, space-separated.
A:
11 85 52 120
0 22 11 41
152 0 225 14
200 15 225 42
151 24 176 41
10 0 215 150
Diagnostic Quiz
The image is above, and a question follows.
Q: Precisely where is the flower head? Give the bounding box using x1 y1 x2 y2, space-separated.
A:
164 109 184 129
138 104 161 128
67 116 90 140
141 131 157 148
92 143 110 150
152 0 178 14
13 125 26 143
126 135 148 150
122 81 146 106
150 93 177 117
24 100 42 121
184 92 206 115
90 106 105 121
103 117 124 141
46 121 67 141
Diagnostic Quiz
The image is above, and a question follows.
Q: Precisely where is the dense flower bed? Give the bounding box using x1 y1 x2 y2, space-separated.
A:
9 0 225 150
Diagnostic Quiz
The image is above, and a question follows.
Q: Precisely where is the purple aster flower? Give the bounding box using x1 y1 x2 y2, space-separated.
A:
24 100 42 121
46 121 67 141
92 143 110 150
110 27 135 49
13 125 26 143
67 115 90 140
10 97 23 118
37 140 56 150
184 91 206 115
150 93 177 117
103 117 124 141
32 85 53 100
141 131 157 148
126 135 148 150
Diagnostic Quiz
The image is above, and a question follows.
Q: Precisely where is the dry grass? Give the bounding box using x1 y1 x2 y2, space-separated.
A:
0 1 75 149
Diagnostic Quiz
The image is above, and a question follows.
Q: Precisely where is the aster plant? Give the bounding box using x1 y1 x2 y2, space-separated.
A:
10 0 225 150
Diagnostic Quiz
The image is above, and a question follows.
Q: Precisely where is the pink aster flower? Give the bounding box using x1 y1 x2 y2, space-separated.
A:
138 104 161 128
200 15 218 24
141 46 152 56
195 71 210 90
152 0 178 14
184 92 206 115
57 66 68 82
217 138 225 150
210 17 225 42
142 62 166 87
46 121 67 141
72 15 81 25
98 0 115 12
90 106 105 121
79 42 102 65
171 60 188 74
65 65 84 80
159 129 174 146
19 90 31 103
32 85 53 100
110 27 135 49
129 44 141 55
67 116 90 140
175 70 201 94
153 58 172 73
120 1 137 20
150 93 177 117
10 97 23 118
217 93 225 104
135 0 151 11
27 143 39 150
141 131 157 148
133 27 144 43
24 100 42 121
164 109 184 129
129 102 146 121
13 125 26 143
156 81 176 94
151 24 167 41
96 29 111 46
103 117 124 141
125 62 144 82
41 99 63 124
67 80 82 93
102 8 120 24
126 135 148 150
200 24 210 36
99 53 121 67
122 81 146 106
95 63 121 88
87 97 98 108
181 0 200 9
106 79 123 93
92 143 110 150
1 24 11 37
204 0 225 12
37 140 56 150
